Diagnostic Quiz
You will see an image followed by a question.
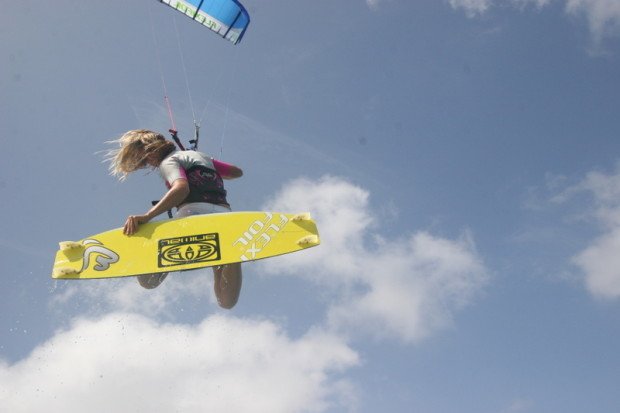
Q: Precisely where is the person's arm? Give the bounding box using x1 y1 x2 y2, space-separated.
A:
123 178 190 235
212 159 243 180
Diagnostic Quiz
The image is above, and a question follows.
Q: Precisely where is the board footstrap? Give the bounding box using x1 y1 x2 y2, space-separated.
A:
53 267 81 277
297 235 320 247
292 212 312 222
59 241 84 251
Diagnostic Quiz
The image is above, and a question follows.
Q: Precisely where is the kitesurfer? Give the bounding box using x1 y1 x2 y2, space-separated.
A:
106 129 243 309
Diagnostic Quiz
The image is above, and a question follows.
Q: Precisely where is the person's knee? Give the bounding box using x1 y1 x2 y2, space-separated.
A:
217 295 239 309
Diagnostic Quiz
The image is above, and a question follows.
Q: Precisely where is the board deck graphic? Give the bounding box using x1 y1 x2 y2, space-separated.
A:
52 212 319 279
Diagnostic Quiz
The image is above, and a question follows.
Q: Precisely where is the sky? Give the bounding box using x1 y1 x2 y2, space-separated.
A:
1 0 620 412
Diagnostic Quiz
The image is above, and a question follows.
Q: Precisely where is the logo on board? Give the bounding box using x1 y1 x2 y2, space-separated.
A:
81 239 120 272
158 233 221 267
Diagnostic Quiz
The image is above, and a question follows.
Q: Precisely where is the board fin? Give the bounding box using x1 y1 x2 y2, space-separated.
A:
59 241 84 251
297 235 320 247
292 212 312 222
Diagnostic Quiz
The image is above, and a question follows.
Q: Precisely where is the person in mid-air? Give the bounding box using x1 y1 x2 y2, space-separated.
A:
106 129 243 309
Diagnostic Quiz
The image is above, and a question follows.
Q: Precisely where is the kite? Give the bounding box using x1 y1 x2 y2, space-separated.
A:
158 0 250 45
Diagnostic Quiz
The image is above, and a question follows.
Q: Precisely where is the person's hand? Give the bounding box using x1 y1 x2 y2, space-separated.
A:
123 214 151 235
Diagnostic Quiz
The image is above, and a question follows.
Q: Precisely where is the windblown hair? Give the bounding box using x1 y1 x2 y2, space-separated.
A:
105 129 176 181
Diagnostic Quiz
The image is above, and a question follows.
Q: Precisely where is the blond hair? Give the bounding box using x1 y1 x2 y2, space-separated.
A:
105 129 176 180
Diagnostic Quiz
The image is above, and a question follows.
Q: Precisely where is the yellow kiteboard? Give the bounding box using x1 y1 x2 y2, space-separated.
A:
52 211 320 279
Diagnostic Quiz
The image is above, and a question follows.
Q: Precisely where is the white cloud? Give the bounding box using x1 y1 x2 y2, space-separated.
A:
449 0 493 17
449 0 620 46
262 176 488 343
566 0 620 44
327 231 487 342
561 166 620 299
0 313 359 413
573 228 620 298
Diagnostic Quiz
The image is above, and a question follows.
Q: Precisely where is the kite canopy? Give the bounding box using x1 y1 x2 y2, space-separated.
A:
158 0 250 45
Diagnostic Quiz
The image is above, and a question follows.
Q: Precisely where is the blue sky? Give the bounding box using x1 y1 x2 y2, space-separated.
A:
1 0 620 412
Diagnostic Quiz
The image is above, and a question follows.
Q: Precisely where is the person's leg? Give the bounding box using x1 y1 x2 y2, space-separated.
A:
212 263 242 309
177 203 243 308
137 272 168 289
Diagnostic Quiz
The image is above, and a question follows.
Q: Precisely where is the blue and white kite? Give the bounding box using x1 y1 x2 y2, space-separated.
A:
158 0 250 45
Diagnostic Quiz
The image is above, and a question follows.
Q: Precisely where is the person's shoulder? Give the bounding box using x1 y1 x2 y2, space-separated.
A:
185 150 214 163
158 149 181 167
196 152 213 159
